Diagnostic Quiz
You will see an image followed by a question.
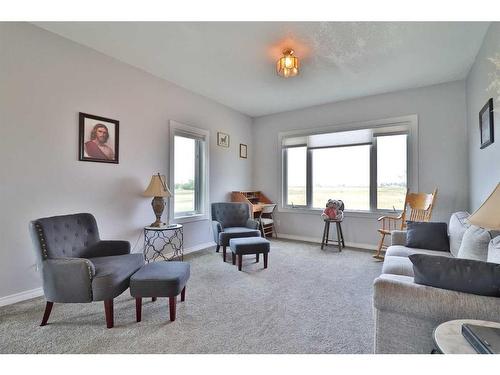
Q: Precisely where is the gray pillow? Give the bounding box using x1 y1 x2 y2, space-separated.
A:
487 236 500 264
409 254 500 297
457 225 500 261
448 211 470 257
405 221 449 252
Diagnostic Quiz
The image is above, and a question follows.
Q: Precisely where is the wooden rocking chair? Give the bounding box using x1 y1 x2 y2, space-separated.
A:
373 188 438 260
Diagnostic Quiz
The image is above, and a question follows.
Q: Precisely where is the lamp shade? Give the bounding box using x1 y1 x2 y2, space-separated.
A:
468 183 500 230
143 174 172 197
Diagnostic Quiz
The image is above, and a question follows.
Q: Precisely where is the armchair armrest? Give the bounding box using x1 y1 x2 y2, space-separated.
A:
212 220 222 244
41 258 95 303
246 219 259 230
391 230 407 246
84 240 131 258
373 274 500 322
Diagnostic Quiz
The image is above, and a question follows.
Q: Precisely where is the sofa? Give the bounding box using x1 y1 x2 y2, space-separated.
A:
373 212 500 353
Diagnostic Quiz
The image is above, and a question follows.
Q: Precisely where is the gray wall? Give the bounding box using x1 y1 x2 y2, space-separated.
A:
466 23 500 210
0 23 254 299
253 81 469 247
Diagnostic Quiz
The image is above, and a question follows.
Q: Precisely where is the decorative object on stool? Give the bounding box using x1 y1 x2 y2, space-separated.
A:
479 98 494 149
321 199 344 221
229 237 270 271
144 173 172 227
130 261 190 322
468 183 500 230
320 199 345 252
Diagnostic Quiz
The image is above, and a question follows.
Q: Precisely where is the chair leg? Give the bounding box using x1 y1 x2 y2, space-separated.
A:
181 286 186 302
135 298 142 322
232 252 236 265
374 233 386 259
336 222 342 252
238 254 242 271
104 299 114 328
339 222 345 247
325 222 330 245
169 296 177 322
256 253 259 263
216 245 220 253
321 221 327 249
40 301 53 326
222 246 227 262
263 253 268 269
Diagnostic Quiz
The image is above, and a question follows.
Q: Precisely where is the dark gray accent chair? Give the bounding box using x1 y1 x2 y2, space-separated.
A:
30 213 144 328
211 202 261 262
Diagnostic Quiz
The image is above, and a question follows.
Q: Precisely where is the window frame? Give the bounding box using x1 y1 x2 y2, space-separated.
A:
169 120 210 223
279 115 418 216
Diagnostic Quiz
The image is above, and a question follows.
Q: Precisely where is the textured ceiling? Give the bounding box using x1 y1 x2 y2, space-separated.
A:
34 22 490 117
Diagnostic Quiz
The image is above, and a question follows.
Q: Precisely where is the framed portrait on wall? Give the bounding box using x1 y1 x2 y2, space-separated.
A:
217 132 230 148
79 112 119 163
239 143 247 159
479 98 494 149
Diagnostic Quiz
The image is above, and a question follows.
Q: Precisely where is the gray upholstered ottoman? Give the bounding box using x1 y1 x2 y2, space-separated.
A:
130 261 190 322
229 237 270 271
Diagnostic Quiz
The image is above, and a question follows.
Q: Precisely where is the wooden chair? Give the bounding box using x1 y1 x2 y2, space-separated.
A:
373 188 438 260
259 203 277 238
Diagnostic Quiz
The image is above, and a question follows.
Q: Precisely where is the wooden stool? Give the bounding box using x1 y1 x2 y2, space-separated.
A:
321 219 345 252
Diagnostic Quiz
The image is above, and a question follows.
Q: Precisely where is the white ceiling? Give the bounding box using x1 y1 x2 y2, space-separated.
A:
34 22 490 117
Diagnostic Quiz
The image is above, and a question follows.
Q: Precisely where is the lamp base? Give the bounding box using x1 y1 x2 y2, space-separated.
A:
150 196 166 227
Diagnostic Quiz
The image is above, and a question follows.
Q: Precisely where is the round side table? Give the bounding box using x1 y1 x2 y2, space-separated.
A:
433 319 500 354
143 224 183 262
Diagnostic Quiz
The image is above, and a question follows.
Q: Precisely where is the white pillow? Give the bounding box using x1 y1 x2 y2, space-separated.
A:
487 236 500 264
457 225 500 261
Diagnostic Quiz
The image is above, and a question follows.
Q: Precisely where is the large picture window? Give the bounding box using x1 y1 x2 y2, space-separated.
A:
170 121 209 222
282 124 411 213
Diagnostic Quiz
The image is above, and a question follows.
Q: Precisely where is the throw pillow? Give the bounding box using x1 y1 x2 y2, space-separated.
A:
409 254 500 297
487 236 500 264
457 225 500 261
448 211 471 257
405 221 449 252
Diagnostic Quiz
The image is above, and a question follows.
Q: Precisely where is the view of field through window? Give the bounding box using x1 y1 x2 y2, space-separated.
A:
174 135 196 214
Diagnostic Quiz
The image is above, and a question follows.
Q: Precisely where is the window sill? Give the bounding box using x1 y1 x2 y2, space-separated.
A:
172 214 209 224
278 207 401 219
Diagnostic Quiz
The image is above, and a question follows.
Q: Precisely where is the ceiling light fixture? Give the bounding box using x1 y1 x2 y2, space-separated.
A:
277 48 299 78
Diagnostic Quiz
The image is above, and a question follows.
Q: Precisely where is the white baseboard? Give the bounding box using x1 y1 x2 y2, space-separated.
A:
276 233 377 251
0 287 43 307
184 241 216 254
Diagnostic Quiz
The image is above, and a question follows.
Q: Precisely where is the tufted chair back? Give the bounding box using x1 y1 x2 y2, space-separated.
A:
30 213 100 260
211 203 250 228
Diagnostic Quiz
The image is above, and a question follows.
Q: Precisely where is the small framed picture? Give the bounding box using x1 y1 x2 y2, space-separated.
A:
79 112 119 163
479 98 494 149
239 143 248 159
217 132 230 148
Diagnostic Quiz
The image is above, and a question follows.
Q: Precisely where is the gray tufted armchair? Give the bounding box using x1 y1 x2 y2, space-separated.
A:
211 202 260 262
30 213 144 328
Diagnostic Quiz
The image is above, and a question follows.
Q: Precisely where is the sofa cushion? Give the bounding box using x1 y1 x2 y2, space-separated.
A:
219 227 261 246
488 236 500 264
382 256 415 277
386 245 455 258
457 225 500 261
405 221 449 252
409 254 500 297
448 211 470 257
89 253 144 301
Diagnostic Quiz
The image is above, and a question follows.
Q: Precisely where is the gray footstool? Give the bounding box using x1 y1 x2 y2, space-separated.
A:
130 261 190 322
229 237 270 271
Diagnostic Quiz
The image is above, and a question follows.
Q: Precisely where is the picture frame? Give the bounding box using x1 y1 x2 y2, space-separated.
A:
239 143 248 159
217 132 230 148
479 98 494 149
79 112 119 163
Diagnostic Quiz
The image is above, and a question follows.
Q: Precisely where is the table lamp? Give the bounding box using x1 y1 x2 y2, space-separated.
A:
144 173 172 227
468 183 500 230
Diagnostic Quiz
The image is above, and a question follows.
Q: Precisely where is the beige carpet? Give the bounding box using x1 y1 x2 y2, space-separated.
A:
0 239 382 354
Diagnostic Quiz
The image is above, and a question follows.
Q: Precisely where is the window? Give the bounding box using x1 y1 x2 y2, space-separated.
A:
170 121 209 222
282 123 411 213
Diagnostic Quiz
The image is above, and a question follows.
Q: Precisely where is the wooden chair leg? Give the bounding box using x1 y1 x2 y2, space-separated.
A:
222 246 227 262
263 253 268 269
256 253 259 263
321 221 327 249
40 301 53 326
339 223 345 247
104 299 114 328
325 221 330 245
232 252 236 265
374 233 386 259
169 296 177 321
336 222 342 252
181 286 186 302
216 245 220 253
238 254 242 271
135 298 142 322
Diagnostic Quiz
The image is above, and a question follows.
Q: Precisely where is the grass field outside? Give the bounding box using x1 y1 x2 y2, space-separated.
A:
287 186 406 211
174 188 195 213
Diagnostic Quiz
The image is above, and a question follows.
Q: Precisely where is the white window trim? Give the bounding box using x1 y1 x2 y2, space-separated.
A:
169 120 210 224
278 114 419 217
